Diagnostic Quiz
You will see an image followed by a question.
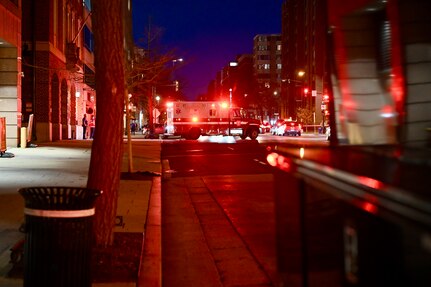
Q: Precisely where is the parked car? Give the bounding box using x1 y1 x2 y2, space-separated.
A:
271 119 286 135
142 123 165 138
276 121 302 136
260 121 271 133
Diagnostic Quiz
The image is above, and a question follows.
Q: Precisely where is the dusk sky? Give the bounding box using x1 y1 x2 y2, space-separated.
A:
132 0 283 100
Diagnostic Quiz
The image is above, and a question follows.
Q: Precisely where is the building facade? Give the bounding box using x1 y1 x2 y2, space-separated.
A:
253 34 282 121
0 0 22 148
281 0 327 126
21 0 95 143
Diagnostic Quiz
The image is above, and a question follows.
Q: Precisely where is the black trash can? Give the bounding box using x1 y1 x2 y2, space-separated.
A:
19 186 102 287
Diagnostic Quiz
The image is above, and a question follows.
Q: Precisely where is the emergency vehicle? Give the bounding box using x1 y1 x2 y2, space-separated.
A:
165 101 261 140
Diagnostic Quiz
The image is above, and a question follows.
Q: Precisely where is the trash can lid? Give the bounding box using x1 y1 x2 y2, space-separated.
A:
18 186 102 210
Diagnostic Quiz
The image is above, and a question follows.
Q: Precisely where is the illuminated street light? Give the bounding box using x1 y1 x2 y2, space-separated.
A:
297 70 305 77
172 58 183 66
172 58 184 95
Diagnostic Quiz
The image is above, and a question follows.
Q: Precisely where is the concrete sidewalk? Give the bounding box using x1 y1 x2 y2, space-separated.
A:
0 138 162 287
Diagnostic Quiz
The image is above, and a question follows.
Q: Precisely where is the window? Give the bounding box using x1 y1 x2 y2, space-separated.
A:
83 25 94 52
258 64 271 70
209 109 217 117
84 0 92 11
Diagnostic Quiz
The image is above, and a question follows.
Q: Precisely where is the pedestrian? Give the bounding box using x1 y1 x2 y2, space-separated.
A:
131 120 136 135
82 114 88 139
89 115 96 139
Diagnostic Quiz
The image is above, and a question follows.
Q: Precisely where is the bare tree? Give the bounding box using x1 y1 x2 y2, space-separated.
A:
87 0 125 247
296 107 314 125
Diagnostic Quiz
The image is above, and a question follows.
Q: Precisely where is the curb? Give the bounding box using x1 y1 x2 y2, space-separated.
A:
138 176 162 287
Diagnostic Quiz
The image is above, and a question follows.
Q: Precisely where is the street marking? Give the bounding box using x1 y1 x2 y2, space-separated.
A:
162 159 172 179
254 158 267 166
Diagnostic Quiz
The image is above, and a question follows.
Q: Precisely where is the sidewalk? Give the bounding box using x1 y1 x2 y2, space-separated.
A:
0 137 162 287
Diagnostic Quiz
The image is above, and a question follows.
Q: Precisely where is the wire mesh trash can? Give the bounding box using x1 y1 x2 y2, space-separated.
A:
19 186 102 287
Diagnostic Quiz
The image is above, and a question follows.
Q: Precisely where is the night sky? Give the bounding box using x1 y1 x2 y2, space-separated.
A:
132 0 283 100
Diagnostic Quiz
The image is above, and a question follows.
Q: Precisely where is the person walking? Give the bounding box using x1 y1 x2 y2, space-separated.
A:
89 115 96 139
82 114 88 139
131 120 137 135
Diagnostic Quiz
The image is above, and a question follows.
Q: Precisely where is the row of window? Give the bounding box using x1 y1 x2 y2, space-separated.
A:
256 55 282 61
257 63 282 70
255 35 281 42
256 44 282 51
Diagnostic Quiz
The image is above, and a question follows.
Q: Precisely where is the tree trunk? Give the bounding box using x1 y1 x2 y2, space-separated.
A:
87 0 125 247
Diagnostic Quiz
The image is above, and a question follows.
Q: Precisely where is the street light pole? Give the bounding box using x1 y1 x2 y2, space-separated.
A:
172 58 183 99
148 86 154 135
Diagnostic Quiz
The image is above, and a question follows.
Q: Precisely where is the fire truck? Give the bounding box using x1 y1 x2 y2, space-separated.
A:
165 101 261 140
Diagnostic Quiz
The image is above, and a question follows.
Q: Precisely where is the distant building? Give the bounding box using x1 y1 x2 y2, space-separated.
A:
253 34 282 121
208 60 236 103
206 34 282 123
281 0 327 123
0 0 22 147
235 54 256 109
207 54 256 108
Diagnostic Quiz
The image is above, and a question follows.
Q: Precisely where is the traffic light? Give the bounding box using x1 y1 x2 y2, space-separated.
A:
303 88 309 95
323 94 329 102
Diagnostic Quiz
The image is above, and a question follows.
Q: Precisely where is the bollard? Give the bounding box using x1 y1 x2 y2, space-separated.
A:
21 127 27 148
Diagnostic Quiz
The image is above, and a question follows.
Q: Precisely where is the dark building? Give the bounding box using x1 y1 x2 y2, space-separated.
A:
281 0 327 126
206 54 256 111
235 54 256 109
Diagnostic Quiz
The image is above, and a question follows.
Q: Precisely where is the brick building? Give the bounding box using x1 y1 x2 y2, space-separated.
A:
0 0 22 148
21 0 95 142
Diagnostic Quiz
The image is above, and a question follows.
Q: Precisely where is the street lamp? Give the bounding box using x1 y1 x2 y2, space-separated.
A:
229 88 233 108
172 58 184 96
172 58 183 66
